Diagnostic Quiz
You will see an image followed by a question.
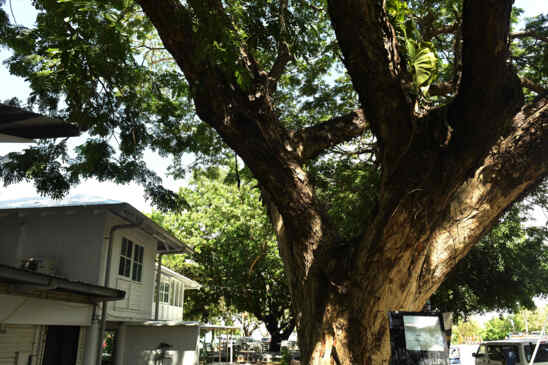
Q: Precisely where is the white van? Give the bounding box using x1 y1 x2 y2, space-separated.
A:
474 338 548 364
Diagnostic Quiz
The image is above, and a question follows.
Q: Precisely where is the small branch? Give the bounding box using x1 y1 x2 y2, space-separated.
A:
511 30 548 43
520 76 548 95
291 110 368 161
424 23 458 41
151 57 174 65
332 147 375 156
9 0 17 24
267 0 291 92
136 43 167 51
429 81 456 97
234 152 241 190
452 19 463 86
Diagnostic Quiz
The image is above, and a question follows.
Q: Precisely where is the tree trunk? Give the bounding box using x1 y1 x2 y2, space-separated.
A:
269 333 283 353
278 96 548 365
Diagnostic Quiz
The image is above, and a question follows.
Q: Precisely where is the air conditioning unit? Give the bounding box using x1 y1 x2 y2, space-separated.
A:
21 257 57 276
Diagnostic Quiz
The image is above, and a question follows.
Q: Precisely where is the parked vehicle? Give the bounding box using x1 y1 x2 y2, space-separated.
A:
473 338 548 365
449 346 461 364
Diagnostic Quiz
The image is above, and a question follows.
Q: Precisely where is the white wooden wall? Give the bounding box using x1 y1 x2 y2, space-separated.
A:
105 213 157 321
0 325 40 365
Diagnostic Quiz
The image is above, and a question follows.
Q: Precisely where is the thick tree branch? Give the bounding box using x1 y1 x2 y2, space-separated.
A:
452 0 523 153
136 0 199 79
420 97 548 297
347 99 548 332
290 110 368 161
430 77 547 97
326 0 412 169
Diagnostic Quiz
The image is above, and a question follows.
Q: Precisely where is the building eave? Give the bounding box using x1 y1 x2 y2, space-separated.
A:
0 264 125 302
0 103 80 139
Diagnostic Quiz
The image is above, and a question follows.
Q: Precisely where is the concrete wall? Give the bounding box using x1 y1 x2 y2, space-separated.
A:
0 208 106 285
0 213 22 268
0 295 92 326
122 325 200 365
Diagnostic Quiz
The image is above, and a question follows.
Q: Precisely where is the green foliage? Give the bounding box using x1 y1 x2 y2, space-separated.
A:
481 316 516 341
451 306 548 344
451 319 481 344
511 14 548 101
151 168 294 343
308 154 380 240
280 347 290 365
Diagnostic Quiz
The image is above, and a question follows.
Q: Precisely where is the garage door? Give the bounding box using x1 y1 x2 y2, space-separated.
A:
0 325 37 365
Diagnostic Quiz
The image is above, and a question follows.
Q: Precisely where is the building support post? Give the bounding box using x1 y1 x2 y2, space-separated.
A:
181 284 185 321
84 315 100 365
114 323 127 365
155 252 163 321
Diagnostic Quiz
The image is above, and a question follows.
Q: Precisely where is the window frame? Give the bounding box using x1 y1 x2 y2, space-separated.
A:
132 244 144 282
118 237 145 283
159 281 170 304
118 238 133 278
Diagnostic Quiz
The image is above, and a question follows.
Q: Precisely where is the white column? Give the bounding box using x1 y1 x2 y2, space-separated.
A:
181 285 185 321
83 319 100 365
114 323 127 365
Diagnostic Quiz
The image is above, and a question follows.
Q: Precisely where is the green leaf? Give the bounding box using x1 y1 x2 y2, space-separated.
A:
413 47 437 86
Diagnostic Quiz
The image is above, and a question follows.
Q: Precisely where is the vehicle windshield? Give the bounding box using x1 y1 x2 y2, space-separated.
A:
525 343 548 362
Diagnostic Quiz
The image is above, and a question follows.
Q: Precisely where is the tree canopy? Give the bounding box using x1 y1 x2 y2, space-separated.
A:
1 0 547 364
151 168 294 351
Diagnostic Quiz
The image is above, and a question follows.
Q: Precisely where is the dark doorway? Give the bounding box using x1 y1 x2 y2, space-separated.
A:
42 325 80 365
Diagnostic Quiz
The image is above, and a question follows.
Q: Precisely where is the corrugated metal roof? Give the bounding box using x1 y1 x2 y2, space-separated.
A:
0 196 194 255
0 195 122 209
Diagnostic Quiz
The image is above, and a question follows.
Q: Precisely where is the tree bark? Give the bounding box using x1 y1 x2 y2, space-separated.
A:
135 0 548 364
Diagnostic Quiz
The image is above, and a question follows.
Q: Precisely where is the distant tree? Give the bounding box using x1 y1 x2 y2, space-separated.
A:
482 316 519 341
451 319 481 344
234 312 262 338
152 169 294 351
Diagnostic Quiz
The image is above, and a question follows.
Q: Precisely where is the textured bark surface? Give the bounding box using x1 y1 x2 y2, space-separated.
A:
136 0 548 364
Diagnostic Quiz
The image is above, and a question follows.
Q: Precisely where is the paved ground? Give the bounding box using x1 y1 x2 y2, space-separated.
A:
208 345 481 365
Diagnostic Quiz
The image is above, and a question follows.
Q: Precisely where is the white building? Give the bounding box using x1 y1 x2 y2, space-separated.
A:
0 199 201 365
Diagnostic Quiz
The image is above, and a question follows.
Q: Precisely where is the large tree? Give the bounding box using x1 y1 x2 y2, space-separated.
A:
1 0 547 364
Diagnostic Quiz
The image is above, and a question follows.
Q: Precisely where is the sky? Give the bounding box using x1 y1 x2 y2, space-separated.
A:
0 0 547 216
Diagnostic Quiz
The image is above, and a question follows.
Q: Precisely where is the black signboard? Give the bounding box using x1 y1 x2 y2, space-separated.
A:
389 312 448 365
